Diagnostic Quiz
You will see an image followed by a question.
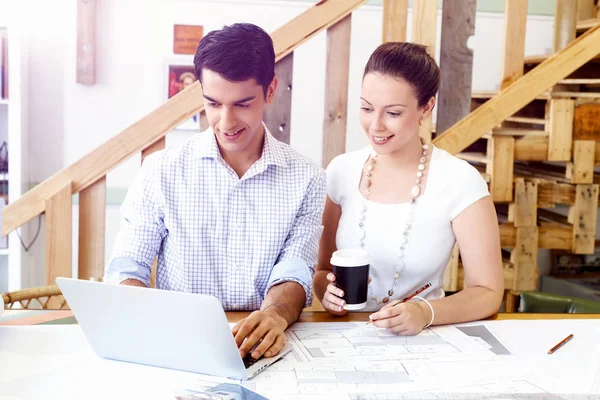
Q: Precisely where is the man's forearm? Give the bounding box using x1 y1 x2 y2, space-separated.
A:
261 281 306 329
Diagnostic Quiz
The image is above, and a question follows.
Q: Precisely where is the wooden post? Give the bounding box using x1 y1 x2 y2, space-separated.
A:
512 178 538 228
511 227 539 291
553 0 578 53
78 177 106 281
264 52 293 144
504 291 518 313
382 0 408 43
45 183 73 286
76 0 97 85
567 140 595 183
412 0 438 141
511 178 539 293
570 184 599 254
486 136 515 202
547 99 575 161
436 0 475 135
500 0 527 90
577 0 596 21
322 15 352 168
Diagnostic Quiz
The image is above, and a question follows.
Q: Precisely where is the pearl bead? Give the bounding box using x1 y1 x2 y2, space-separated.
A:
410 185 420 197
388 290 394 296
418 164 425 171
394 273 399 279
417 172 423 178
382 297 389 304
367 165 373 171
416 179 421 184
420 157 426 163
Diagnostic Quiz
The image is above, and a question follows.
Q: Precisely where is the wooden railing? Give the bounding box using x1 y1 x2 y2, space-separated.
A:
1 0 369 285
2 0 600 289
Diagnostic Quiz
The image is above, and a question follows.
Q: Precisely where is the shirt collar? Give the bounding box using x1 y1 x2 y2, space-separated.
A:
198 122 287 168
261 123 287 168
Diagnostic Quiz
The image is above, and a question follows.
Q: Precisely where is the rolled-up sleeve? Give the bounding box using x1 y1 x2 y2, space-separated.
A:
104 153 167 286
266 169 326 306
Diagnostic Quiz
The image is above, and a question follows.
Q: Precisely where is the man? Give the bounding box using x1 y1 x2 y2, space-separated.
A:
105 23 325 361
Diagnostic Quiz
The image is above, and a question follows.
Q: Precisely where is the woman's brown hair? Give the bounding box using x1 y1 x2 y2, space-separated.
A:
363 42 440 108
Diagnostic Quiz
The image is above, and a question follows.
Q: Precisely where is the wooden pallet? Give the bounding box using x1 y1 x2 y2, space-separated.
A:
442 2 600 312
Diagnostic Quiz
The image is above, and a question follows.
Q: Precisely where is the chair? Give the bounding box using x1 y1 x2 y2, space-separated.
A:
2 285 69 310
519 291 600 313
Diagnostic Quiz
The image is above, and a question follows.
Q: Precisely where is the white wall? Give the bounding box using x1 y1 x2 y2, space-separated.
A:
12 0 556 286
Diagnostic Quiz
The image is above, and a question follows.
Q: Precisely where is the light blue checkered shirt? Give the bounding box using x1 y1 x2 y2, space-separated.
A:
105 126 326 310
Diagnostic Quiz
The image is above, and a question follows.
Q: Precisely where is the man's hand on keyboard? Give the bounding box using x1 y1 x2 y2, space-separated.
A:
232 310 287 360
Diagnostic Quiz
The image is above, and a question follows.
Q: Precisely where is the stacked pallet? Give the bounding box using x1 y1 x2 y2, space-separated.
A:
443 1 600 311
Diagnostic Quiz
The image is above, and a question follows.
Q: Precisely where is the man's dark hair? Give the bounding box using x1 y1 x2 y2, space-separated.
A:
194 23 275 97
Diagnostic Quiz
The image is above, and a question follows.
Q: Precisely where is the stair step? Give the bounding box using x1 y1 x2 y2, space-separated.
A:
487 128 547 137
525 53 600 65
559 78 600 85
457 152 488 164
504 116 546 125
577 18 600 32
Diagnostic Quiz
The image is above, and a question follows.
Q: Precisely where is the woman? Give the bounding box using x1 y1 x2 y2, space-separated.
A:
314 42 504 335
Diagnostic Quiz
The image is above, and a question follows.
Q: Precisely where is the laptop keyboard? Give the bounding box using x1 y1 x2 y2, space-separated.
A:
243 354 261 369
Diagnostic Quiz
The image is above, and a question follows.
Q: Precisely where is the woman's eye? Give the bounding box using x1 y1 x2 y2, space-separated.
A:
388 112 402 117
360 107 373 112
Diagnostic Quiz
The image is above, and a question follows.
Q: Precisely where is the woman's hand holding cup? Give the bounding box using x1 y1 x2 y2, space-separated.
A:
322 272 348 315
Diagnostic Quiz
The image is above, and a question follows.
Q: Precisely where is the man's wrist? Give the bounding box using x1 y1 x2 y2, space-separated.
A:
262 306 289 330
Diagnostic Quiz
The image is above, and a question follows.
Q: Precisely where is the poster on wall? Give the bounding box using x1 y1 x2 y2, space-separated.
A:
173 24 204 55
167 63 200 131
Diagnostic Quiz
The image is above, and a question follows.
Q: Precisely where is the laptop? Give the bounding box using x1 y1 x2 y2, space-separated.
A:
56 278 292 380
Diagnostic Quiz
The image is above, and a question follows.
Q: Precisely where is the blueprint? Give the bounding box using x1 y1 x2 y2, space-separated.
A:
247 322 511 399
285 322 508 362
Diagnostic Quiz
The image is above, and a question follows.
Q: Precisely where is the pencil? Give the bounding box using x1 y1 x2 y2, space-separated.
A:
547 333 574 354
366 283 432 325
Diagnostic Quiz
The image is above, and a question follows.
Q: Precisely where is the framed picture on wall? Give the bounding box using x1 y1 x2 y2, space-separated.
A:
166 61 201 131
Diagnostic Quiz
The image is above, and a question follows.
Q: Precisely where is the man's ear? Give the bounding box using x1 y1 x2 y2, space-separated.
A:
265 76 279 104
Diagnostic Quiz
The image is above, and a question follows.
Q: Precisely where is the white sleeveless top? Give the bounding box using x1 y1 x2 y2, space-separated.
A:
326 145 490 312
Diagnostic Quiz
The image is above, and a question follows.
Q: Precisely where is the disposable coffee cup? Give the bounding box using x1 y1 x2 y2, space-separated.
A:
330 249 370 310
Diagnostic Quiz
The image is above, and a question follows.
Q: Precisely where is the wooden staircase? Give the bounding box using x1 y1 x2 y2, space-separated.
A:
2 0 600 313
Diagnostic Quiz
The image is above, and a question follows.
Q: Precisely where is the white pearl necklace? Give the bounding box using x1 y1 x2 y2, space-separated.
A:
359 138 430 305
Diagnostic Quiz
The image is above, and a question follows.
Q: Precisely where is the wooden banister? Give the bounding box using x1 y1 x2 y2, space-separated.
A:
45 183 73 286
433 23 600 155
78 177 106 281
2 0 367 236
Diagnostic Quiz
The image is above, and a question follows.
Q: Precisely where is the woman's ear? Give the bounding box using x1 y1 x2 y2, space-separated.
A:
422 96 436 120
